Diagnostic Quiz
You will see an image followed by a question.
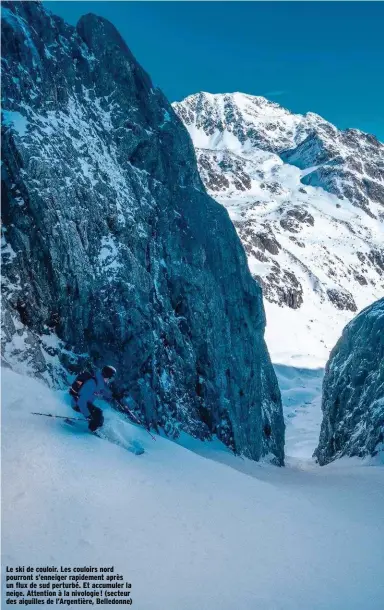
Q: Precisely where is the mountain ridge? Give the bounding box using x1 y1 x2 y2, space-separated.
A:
173 91 384 366
175 91 382 144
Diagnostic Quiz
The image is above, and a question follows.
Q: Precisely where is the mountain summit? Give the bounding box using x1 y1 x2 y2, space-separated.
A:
173 92 384 365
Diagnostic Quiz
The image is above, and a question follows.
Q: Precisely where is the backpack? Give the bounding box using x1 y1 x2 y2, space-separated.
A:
69 370 96 400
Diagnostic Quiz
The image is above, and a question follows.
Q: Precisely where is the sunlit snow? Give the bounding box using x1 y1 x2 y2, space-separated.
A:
2 369 384 610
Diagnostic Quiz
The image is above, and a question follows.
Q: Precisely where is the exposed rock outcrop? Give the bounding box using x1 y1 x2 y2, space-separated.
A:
314 298 384 465
1 2 284 462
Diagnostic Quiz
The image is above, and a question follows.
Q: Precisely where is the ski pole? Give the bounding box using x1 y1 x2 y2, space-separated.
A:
115 401 157 441
31 412 82 421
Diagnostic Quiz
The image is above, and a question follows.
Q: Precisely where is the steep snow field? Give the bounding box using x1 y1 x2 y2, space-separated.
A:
3 368 384 610
274 364 323 459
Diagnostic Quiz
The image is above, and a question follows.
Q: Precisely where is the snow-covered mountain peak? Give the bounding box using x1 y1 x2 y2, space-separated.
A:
177 91 294 120
173 92 384 366
173 91 307 154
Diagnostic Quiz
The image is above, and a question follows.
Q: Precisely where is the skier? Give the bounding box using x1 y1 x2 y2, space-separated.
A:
69 365 117 432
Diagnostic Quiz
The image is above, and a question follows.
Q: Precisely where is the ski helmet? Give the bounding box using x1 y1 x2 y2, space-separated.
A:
102 365 117 379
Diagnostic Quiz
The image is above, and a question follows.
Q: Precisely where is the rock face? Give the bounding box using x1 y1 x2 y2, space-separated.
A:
1 2 284 463
314 298 384 465
173 92 384 362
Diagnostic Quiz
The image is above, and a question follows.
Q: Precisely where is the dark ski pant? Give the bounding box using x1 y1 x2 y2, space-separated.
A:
73 401 104 432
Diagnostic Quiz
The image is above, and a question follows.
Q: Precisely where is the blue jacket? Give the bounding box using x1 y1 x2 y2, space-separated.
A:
77 369 113 418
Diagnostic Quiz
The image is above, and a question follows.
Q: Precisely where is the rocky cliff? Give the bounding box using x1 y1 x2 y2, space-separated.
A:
1 1 284 463
314 298 384 465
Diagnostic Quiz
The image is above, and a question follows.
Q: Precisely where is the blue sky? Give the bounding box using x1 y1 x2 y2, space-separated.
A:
44 1 384 141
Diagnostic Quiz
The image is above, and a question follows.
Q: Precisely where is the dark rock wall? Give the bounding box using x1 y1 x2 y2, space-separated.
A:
1 1 284 463
315 298 384 465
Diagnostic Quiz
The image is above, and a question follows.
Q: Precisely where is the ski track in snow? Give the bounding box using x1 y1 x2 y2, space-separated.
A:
2 368 384 610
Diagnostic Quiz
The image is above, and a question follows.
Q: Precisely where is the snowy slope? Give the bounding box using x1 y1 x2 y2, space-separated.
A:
2 368 384 610
173 92 384 367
